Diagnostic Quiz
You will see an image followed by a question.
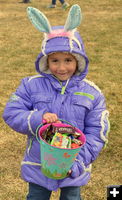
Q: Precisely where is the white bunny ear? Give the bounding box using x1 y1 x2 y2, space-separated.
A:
27 7 52 33
64 4 82 31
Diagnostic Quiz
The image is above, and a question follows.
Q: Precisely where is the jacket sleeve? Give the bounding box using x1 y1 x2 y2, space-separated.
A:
2 78 47 136
70 93 110 178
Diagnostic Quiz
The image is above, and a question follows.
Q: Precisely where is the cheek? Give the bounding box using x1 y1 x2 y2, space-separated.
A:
70 65 77 74
48 64 56 72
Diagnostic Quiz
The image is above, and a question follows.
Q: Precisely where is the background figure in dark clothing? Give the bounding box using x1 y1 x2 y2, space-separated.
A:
21 0 31 3
48 0 69 9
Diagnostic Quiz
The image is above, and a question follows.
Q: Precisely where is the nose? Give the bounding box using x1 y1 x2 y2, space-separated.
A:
58 62 66 71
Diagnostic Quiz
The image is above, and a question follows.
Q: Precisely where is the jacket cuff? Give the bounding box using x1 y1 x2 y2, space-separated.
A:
70 159 85 178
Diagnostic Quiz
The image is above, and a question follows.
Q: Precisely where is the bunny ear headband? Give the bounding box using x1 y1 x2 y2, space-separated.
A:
27 4 82 33
27 5 82 55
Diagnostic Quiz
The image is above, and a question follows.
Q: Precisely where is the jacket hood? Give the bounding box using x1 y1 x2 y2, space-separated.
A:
35 26 89 80
27 5 89 80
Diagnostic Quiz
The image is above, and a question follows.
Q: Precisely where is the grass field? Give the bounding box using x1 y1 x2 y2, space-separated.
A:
0 0 121 199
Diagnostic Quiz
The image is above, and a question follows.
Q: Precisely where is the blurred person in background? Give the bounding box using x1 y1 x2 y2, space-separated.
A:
48 0 69 9
20 0 31 3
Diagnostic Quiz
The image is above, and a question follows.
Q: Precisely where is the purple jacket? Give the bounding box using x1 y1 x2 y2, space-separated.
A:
3 26 109 191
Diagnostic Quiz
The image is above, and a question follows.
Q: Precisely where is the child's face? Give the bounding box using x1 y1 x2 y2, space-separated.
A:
48 52 77 81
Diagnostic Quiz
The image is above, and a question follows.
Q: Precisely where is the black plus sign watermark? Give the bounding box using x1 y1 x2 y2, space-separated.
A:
107 185 122 199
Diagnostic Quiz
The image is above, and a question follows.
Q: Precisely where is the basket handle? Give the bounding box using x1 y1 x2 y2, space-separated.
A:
43 118 76 128
58 118 76 127
42 118 76 127
36 122 46 143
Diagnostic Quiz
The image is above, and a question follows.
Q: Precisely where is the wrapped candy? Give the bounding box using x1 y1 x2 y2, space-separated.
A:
73 132 81 138
51 132 71 148
71 138 82 146
71 143 80 148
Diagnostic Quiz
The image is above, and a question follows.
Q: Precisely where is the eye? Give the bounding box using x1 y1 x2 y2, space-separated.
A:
51 59 58 63
65 58 73 62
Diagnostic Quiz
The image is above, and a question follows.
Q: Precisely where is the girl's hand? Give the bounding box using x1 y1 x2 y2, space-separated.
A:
43 112 61 123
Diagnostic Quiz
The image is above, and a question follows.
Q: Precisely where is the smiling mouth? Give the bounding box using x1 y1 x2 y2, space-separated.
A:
58 73 67 75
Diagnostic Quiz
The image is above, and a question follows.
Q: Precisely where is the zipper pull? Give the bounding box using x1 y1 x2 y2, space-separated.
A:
61 86 66 94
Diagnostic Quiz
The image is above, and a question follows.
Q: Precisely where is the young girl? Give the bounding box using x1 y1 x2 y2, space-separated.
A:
3 5 110 200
